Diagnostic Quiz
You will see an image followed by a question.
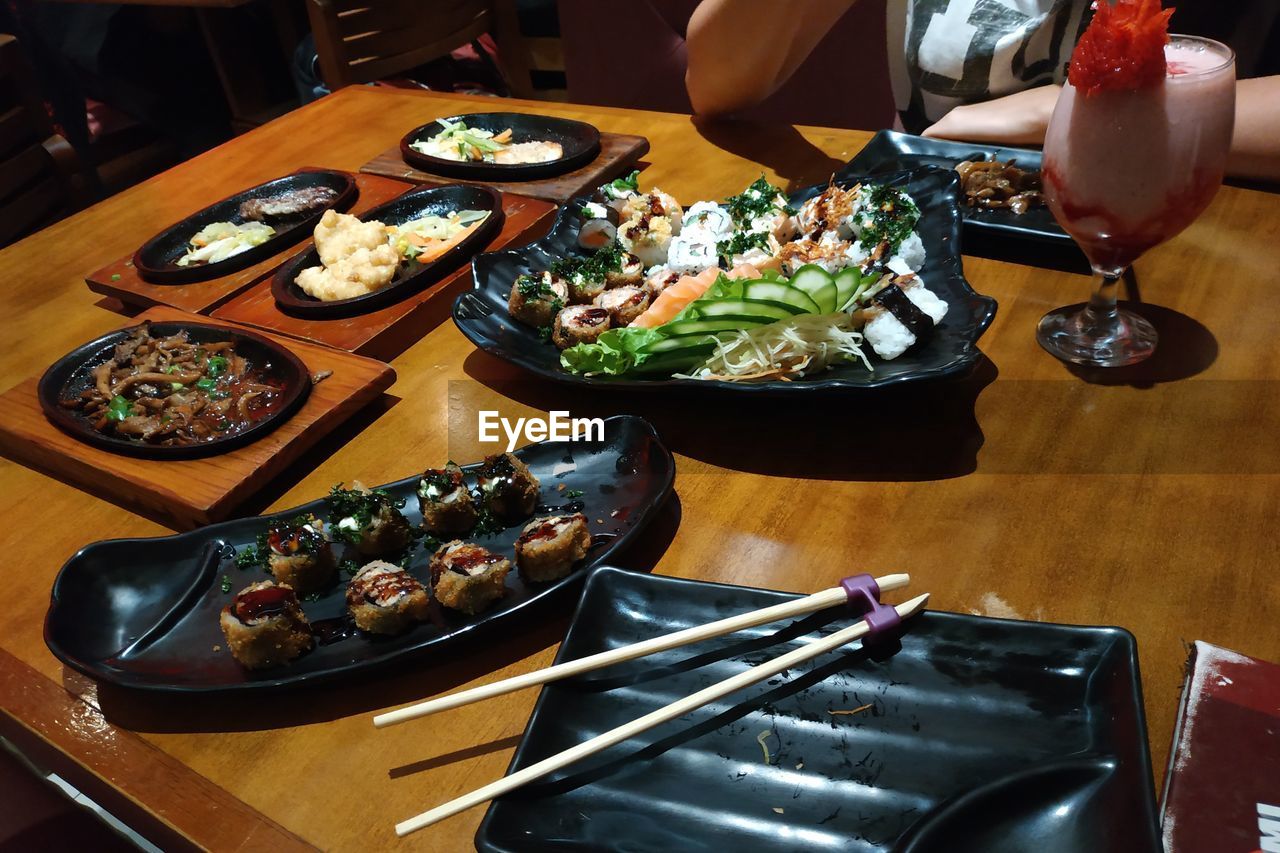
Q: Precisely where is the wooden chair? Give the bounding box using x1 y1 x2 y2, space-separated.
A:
306 0 533 98
0 34 90 248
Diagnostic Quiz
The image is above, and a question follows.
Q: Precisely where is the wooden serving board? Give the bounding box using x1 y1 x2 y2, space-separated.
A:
210 190 557 360
359 131 649 204
0 307 396 530
84 172 416 314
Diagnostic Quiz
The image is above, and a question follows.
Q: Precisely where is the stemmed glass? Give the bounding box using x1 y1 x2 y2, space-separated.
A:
1037 35 1236 367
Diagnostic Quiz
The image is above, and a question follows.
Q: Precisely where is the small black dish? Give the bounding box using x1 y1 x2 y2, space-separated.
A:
271 184 504 319
400 112 601 182
43 416 675 692
455 165 997 395
846 130 1075 249
38 321 311 461
476 567 1161 853
133 170 357 284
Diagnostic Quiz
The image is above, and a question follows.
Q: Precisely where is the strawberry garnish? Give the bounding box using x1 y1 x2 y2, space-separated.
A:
1069 0 1174 96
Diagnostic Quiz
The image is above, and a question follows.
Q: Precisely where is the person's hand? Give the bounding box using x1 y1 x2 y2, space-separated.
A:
922 85 1062 146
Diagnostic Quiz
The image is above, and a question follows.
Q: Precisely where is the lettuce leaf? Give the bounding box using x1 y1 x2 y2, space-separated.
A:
560 326 667 375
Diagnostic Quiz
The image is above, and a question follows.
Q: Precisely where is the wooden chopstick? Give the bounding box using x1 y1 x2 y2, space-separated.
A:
394 591 929 837
374 573 910 729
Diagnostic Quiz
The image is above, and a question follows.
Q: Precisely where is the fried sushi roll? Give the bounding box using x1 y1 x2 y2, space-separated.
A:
476 452 540 520
508 271 566 328
552 304 611 349
264 515 335 594
219 581 313 669
346 560 430 635
603 251 644 288
514 514 591 582
430 541 511 615
418 462 477 534
595 285 651 327
327 483 413 557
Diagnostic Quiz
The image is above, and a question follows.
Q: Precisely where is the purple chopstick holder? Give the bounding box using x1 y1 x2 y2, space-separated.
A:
839 573 901 639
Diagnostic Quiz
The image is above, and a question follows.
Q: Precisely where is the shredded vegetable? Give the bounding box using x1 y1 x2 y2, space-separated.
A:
675 313 873 382
391 210 489 259
177 221 275 266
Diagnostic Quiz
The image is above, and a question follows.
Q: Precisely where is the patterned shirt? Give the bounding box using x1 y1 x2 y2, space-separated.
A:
887 0 1094 132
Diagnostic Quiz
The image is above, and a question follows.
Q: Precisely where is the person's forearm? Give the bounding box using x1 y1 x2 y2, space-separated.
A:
1227 76 1280 182
685 0 855 117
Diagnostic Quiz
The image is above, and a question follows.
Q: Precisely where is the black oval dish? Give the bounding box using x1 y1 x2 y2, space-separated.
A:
44 415 675 692
270 184 504 319
476 567 1161 853
132 170 357 284
454 165 997 395
38 321 311 460
400 112 601 181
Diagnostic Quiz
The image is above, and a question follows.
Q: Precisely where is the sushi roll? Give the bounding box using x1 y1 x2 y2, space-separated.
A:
777 235 848 276
620 189 682 234
643 266 683 298
418 462 477 534
552 304 611 349
219 581 313 669
680 201 734 242
604 251 644 288
665 232 719 276
476 452 540 520
508 271 567 328
795 183 858 239
857 274 949 360
346 560 430 635
327 484 413 557
617 214 674 268
847 184 921 253
514 514 591 582
558 264 607 305
577 201 619 251
430 541 511 615
597 169 640 214
265 515 335 594
595 285 651 327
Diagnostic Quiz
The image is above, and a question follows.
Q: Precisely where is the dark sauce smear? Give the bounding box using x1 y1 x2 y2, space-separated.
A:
233 585 296 623
535 500 585 514
311 616 359 645
351 568 423 606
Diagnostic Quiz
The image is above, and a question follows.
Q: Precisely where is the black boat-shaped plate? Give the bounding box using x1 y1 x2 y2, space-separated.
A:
455 166 996 394
477 568 1161 853
271 184 504 318
846 130 1075 249
38 320 312 460
43 416 674 692
133 170 357 284
400 112 601 182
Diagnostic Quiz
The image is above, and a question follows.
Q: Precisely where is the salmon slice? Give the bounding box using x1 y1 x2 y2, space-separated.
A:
629 263 760 328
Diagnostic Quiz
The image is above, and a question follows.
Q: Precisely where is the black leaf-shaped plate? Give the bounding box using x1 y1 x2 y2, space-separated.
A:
43 416 674 692
271 184 504 318
846 130 1074 249
133 170 357 284
476 568 1161 853
454 166 996 394
400 112 602 182
38 320 312 460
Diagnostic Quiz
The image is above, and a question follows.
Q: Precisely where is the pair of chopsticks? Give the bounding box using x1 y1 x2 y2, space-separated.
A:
376 573 927 837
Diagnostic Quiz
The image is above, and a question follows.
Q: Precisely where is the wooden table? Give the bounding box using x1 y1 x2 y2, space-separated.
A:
1 86 1277 852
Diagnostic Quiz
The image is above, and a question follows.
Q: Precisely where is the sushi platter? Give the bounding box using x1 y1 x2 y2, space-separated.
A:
85 170 413 314
44 416 674 691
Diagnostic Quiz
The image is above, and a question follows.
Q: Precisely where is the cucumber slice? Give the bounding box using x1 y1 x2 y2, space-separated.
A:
692 300 796 324
632 335 718 375
788 264 837 313
663 318 765 337
834 268 861 310
738 281 819 314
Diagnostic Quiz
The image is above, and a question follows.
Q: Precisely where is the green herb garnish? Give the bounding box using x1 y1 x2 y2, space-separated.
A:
110 273 122 282
716 230 771 260
564 488 584 498
725 175 794 225
857 184 920 254
340 558 360 577
195 377 217 392
206 355 228 377
220 575 232 593
537 325 553 342
607 170 640 196
326 484 406 546
106 395 132 422
235 532 271 570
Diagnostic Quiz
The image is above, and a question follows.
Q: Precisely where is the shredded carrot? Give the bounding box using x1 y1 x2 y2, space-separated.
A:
827 703 874 716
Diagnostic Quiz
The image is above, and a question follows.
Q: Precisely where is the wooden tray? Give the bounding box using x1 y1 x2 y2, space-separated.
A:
359 131 649 204
210 191 557 359
84 172 416 314
0 307 396 530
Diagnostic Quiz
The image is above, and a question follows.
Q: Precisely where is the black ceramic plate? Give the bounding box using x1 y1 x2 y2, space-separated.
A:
455 166 996 394
846 130 1073 249
37 320 311 461
43 416 675 692
133 170 358 284
271 184 505 319
477 568 1161 853
400 112 602 181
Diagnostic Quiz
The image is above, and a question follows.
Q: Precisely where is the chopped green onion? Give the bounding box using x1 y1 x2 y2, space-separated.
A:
106 395 132 422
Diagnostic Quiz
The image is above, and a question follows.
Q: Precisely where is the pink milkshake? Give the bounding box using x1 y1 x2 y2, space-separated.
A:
1042 37 1236 272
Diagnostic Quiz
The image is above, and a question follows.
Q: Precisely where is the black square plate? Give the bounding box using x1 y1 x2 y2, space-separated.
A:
476 567 1160 853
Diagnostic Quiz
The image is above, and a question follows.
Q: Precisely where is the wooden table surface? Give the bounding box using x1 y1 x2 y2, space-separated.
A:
1 86 1278 852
